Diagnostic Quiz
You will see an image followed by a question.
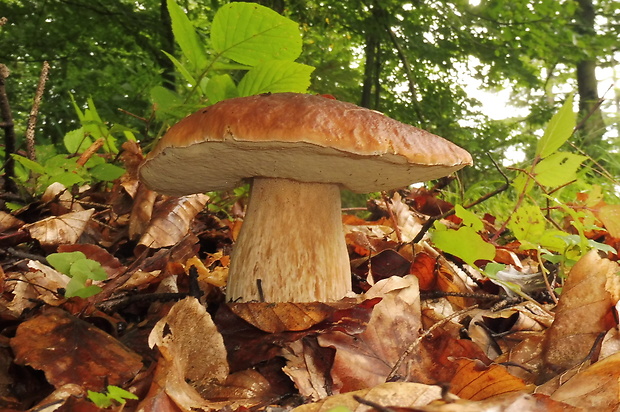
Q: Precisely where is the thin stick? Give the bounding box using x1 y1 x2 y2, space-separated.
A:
0 63 17 192
386 304 479 382
25 61 50 161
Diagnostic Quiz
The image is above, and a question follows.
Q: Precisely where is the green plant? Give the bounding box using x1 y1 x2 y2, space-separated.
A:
11 97 128 195
87 385 138 408
431 95 617 295
151 0 315 123
46 251 108 298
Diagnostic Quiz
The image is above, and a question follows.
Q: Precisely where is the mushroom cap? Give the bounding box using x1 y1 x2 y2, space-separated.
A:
139 93 472 196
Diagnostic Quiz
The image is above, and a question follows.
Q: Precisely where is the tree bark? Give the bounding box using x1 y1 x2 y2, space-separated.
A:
574 0 606 144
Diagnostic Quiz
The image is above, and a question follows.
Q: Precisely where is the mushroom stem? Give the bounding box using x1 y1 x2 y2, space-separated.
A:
226 177 352 302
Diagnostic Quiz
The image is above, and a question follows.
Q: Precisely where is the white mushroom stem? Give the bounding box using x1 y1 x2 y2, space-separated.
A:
226 177 352 302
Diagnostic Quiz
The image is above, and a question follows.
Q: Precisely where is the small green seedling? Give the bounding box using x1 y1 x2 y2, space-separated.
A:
87 385 138 408
46 251 108 298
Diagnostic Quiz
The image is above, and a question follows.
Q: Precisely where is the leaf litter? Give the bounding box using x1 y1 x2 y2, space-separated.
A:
0 143 619 411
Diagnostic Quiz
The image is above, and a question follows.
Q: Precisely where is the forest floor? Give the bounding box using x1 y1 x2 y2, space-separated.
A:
0 141 619 411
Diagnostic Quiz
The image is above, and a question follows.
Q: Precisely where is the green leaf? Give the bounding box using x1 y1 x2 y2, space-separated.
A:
47 251 87 275
161 50 197 85
106 385 138 403
89 163 126 182
167 0 208 70
70 258 108 281
533 152 587 187
431 225 496 267
237 60 314 96
64 128 93 154
204 74 239 104
454 204 484 231
535 95 575 158
12 154 46 175
65 282 102 298
87 391 112 408
211 2 302 66
150 86 185 118
507 203 546 248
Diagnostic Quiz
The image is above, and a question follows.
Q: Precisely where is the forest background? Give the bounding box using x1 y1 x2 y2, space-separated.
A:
0 0 619 207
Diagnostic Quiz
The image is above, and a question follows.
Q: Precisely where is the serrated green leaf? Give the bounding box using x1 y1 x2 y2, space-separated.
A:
431 226 496 267
47 251 87 275
211 2 302 66
64 128 93 154
237 60 314 96
161 50 196 85
536 95 575 158
507 204 546 248
89 163 126 182
12 154 46 175
167 0 208 71
533 152 587 187
204 74 239 104
45 171 85 188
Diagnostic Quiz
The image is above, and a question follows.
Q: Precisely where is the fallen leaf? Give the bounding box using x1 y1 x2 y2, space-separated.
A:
0 260 69 316
282 337 334 401
292 382 442 412
449 358 528 400
596 204 620 238
138 194 209 249
0 211 24 232
129 184 158 240
539 250 618 382
142 297 228 411
550 351 620 409
318 275 422 393
24 209 95 247
11 308 142 391
229 301 356 333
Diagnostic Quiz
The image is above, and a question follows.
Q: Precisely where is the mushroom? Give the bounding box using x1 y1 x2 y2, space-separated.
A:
139 93 472 303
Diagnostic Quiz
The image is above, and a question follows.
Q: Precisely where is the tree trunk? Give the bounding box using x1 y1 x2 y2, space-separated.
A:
574 0 605 144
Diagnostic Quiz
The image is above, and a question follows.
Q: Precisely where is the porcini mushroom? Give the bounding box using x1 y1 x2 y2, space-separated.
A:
139 93 472 303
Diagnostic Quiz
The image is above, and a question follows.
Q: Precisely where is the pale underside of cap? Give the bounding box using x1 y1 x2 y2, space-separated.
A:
140 93 473 196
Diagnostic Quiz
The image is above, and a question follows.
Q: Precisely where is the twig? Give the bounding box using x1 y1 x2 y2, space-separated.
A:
386 304 479 382
0 63 17 192
25 61 50 161
411 153 510 244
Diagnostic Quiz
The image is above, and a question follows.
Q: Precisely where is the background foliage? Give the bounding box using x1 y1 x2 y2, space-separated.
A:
1 0 619 200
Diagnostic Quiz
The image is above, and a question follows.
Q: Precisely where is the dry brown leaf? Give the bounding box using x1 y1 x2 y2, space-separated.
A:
11 308 142 391
317 275 422 393
389 192 424 242
0 210 24 232
292 382 443 412
129 184 157 240
282 338 333 401
138 194 209 249
229 301 355 333
597 204 620 238
41 182 84 215
540 250 618 382
549 351 620 409
23 208 95 247
449 358 528 400
0 260 68 316
142 297 228 411
415 392 580 412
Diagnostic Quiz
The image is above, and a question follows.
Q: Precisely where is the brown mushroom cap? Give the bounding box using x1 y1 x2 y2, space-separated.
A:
139 93 472 196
